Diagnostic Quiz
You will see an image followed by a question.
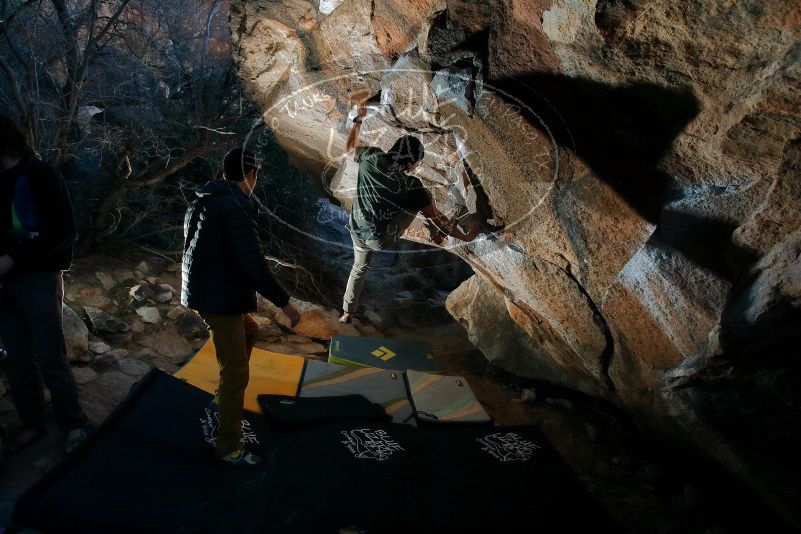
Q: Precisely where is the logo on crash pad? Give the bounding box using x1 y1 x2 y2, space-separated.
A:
341 428 404 462
200 407 260 448
371 346 396 361
477 432 540 463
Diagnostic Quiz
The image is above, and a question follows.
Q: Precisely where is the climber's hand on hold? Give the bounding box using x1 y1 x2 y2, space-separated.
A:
431 234 446 246
348 102 367 122
422 204 482 244
464 223 482 241
421 205 482 244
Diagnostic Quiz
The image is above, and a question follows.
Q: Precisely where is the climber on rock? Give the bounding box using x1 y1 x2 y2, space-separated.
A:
339 103 480 324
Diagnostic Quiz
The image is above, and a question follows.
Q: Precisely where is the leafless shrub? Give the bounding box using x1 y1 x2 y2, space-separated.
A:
0 0 255 252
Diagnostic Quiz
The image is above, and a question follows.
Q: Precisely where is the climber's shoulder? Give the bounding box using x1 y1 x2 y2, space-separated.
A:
354 145 383 163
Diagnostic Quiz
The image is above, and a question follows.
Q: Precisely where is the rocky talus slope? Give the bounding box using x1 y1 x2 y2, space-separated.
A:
230 0 801 522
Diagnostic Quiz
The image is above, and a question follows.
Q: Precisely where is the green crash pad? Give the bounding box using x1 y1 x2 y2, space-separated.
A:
406 370 492 426
328 335 439 373
300 359 414 424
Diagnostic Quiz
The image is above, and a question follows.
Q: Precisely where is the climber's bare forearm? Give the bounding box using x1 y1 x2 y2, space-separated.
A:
421 204 480 242
345 121 362 156
345 103 366 157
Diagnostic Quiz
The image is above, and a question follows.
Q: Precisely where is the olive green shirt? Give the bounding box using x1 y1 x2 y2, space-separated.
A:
349 146 431 242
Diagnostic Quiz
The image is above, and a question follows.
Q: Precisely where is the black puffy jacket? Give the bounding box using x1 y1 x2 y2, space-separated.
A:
181 180 289 314
0 156 76 273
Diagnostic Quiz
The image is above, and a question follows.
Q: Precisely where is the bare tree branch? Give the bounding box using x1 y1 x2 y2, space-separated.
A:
0 48 26 119
4 0 255 254
193 124 238 135
92 0 131 44
0 0 37 36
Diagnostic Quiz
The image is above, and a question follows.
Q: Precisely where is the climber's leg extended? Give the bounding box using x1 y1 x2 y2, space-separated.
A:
342 233 376 319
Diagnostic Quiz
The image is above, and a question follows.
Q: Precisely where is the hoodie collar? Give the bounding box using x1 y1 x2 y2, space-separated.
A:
196 179 249 198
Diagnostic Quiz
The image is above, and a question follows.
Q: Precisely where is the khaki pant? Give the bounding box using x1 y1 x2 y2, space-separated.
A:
198 312 259 458
343 210 419 313
342 232 393 313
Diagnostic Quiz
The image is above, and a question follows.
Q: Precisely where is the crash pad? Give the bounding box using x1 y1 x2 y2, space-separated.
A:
13 370 272 534
261 422 609 533
300 359 414 424
406 370 492 425
13 371 610 534
174 340 305 412
257 394 390 425
328 335 439 373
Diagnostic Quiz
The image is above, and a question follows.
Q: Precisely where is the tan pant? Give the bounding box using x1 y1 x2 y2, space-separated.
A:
342 232 385 314
343 210 424 313
198 312 259 458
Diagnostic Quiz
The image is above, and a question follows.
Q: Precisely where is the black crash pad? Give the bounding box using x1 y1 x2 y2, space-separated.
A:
13 370 270 534
260 422 608 533
13 371 609 534
257 394 391 425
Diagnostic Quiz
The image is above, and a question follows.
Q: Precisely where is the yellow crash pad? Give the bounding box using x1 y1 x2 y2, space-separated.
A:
174 341 305 413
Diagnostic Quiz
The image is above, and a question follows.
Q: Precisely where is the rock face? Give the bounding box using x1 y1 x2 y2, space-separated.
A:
230 0 801 522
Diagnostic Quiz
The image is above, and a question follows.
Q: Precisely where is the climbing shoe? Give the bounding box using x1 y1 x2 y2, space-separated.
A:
338 312 353 324
218 449 263 468
65 426 91 454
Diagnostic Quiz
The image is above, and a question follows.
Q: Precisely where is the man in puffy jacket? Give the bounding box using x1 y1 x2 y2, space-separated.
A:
0 115 89 455
182 148 300 467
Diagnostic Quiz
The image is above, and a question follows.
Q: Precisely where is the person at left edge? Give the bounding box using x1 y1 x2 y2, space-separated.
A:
182 148 301 467
0 115 90 455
